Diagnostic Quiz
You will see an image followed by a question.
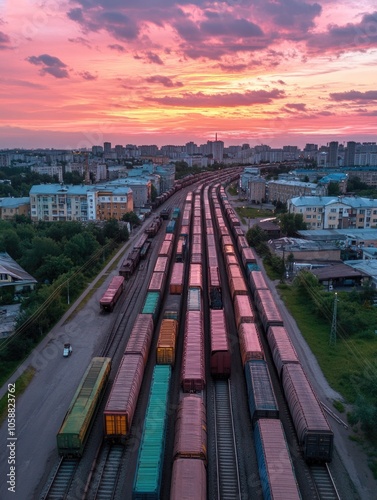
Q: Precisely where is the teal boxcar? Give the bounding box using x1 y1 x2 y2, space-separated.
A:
142 291 161 322
57 357 111 456
132 365 171 499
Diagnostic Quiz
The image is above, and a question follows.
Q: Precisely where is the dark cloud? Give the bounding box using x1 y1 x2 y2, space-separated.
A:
285 102 307 111
145 75 183 87
26 54 70 78
0 31 11 50
108 43 126 52
330 90 377 102
79 71 97 80
145 52 164 65
253 0 321 32
146 88 285 107
68 37 92 48
307 11 377 54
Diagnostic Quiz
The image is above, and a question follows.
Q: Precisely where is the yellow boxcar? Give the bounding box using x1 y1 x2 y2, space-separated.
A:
157 319 178 365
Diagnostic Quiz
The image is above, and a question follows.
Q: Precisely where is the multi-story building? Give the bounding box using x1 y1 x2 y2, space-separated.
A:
344 141 356 166
30 184 133 222
288 196 377 230
267 180 325 204
31 164 63 182
328 141 339 167
247 177 266 203
108 178 151 208
346 167 377 187
0 198 30 220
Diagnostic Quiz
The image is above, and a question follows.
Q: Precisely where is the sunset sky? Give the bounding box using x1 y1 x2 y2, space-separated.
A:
1 0 377 149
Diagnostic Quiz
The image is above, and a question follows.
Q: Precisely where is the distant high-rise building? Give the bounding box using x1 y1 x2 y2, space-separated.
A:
92 145 103 156
103 142 112 154
328 141 338 167
115 145 125 159
186 141 198 155
212 140 224 162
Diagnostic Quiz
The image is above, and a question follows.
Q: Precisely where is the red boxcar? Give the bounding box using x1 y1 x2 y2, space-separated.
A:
147 271 166 294
124 314 154 366
249 270 269 296
233 295 254 329
241 246 258 267
210 309 231 377
103 353 144 441
282 363 334 462
159 239 173 259
99 275 125 312
267 325 300 377
170 459 207 500
229 276 248 300
189 263 203 289
238 322 264 366
255 288 284 331
173 395 207 461
154 256 168 274
181 311 205 392
170 262 184 294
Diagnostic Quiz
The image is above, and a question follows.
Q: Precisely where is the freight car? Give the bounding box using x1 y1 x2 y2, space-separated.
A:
244 359 279 424
124 314 154 366
267 325 300 377
238 322 264 366
145 216 162 237
99 275 125 312
281 363 334 462
254 419 301 500
254 288 284 331
173 394 207 462
156 319 178 365
170 459 207 500
210 309 231 377
119 248 141 279
142 291 161 322
132 365 171 499
104 353 145 441
57 357 111 456
181 310 205 392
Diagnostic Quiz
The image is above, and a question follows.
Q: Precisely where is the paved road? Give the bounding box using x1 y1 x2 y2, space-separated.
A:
0 222 150 500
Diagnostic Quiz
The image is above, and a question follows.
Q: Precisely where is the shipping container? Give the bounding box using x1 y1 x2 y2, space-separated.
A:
170 262 184 294
142 291 161 322
132 366 171 500
255 288 284 331
157 319 178 365
181 311 205 392
245 360 279 424
282 363 334 462
229 276 249 300
166 220 176 234
210 309 231 377
104 353 144 440
99 275 125 312
173 395 207 461
57 357 111 456
124 314 154 366
254 419 301 500
238 323 264 366
267 326 300 377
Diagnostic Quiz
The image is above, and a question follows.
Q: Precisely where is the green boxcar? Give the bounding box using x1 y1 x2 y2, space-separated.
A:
142 291 161 322
133 365 171 499
57 357 111 457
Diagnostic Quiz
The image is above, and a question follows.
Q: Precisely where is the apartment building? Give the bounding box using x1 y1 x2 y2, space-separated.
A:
288 196 377 230
0 197 30 220
30 184 133 222
267 180 326 204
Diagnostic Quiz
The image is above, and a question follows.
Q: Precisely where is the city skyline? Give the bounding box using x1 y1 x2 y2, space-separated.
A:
1 1 377 149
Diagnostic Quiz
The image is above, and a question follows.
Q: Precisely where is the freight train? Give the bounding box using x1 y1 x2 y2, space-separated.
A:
214 182 334 464
99 275 125 312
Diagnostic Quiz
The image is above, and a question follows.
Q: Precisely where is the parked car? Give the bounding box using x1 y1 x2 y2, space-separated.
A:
63 343 72 357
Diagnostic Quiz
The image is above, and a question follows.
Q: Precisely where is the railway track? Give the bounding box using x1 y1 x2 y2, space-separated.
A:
310 463 341 500
89 443 125 499
40 457 79 500
214 379 242 500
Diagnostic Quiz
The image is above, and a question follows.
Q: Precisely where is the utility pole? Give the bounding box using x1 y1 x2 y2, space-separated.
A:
330 292 338 346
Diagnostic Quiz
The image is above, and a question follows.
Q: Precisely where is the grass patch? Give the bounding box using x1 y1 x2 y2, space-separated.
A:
0 367 35 424
227 185 238 196
277 285 377 402
333 400 345 413
235 206 275 221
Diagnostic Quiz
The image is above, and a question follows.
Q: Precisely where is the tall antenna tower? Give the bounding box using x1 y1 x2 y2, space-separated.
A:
330 292 338 346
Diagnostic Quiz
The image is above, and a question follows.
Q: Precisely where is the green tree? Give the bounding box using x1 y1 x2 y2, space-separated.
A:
151 184 158 202
19 236 61 275
279 213 307 236
327 181 340 196
0 229 22 259
122 211 141 227
34 255 74 283
63 232 99 266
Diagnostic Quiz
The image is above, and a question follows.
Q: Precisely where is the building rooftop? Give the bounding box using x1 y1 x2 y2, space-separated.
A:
290 195 377 208
311 263 369 281
0 252 37 285
298 228 377 242
29 183 132 195
0 197 30 208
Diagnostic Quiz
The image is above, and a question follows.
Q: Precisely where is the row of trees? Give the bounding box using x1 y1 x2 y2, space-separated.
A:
0 217 130 365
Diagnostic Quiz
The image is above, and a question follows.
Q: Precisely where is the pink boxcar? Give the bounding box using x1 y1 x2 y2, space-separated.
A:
173 395 207 461
249 270 269 295
233 295 254 329
99 275 125 312
181 311 205 392
255 288 284 331
189 263 203 289
238 322 264 366
267 325 300 377
170 262 184 294
147 271 166 294
124 314 154 365
241 246 258 267
154 256 168 274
